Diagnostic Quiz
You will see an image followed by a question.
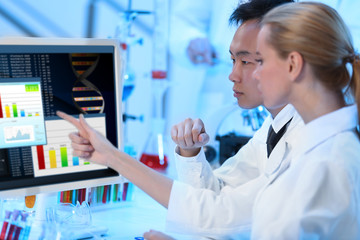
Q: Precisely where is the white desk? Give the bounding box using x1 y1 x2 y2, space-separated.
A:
90 187 195 240
88 155 196 240
1 148 197 239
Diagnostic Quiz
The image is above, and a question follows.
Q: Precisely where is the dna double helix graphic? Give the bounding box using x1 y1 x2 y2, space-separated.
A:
70 53 105 114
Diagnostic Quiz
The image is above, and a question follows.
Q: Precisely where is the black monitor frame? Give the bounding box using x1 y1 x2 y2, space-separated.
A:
0 37 124 198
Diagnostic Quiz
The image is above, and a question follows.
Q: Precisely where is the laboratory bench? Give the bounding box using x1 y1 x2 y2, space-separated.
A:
0 155 196 240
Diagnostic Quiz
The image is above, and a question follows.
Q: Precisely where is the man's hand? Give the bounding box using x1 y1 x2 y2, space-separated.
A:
187 38 217 65
171 118 209 157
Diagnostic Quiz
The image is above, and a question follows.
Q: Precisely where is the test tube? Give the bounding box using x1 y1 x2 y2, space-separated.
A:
12 213 28 240
20 221 31 240
5 209 20 240
0 211 12 240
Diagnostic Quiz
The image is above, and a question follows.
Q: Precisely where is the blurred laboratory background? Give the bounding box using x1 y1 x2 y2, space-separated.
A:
1 0 360 238
1 0 359 167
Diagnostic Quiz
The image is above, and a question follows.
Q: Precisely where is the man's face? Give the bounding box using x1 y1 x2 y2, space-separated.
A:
229 20 263 109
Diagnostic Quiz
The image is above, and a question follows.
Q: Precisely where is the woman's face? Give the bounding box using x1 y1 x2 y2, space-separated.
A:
253 25 292 110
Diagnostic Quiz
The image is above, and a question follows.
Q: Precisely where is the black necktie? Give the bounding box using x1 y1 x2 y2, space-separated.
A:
266 118 292 157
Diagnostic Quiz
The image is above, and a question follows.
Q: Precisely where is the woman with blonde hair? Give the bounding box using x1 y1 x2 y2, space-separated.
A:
56 1 360 239
252 1 360 239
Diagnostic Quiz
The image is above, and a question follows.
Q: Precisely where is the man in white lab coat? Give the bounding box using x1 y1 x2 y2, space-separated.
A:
145 0 302 239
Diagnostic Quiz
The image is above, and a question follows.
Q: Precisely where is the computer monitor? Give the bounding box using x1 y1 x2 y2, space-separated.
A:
0 37 123 198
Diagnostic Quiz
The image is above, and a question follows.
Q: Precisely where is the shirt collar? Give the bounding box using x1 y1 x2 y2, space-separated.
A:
289 104 358 158
271 104 296 133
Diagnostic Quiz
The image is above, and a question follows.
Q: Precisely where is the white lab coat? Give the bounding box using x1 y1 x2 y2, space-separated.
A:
166 105 360 239
173 105 301 191
252 105 360 239
166 105 304 238
166 0 238 133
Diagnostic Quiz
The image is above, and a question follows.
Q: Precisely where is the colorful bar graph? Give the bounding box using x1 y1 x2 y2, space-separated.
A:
72 157 79 166
60 146 68 167
12 103 18 117
31 116 107 178
49 149 57 168
5 105 10 118
36 145 46 170
0 94 3 118
0 82 44 120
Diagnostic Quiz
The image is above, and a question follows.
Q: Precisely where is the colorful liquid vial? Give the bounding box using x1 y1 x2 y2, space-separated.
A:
0 211 12 240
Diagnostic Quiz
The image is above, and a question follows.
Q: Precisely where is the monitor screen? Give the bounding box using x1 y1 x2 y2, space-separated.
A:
0 37 123 197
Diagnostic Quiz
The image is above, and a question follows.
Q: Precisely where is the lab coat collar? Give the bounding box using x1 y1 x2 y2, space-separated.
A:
288 104 358 160
265 110 304 178
254 104 296 145
253 115 272 145
271 104 296 133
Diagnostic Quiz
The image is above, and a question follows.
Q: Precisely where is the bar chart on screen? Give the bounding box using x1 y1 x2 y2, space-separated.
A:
31 114 108 177
0 81 43 118
0 78 46 148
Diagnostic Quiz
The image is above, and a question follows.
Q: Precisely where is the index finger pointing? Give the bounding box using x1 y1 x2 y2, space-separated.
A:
56 111 87 137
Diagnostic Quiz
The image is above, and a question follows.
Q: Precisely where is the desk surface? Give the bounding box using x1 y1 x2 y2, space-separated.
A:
90 187 195 240
0 146 197 239
89 153 196 240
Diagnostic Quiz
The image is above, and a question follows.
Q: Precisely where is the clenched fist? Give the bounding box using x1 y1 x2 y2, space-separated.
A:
171 118 210 157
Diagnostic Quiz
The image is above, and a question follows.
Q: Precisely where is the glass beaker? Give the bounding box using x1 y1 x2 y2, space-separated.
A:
45 201 92 239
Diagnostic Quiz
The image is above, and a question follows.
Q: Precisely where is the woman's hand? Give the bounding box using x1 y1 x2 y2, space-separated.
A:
57 111 173 209
56 111 118 167
143 229 176 240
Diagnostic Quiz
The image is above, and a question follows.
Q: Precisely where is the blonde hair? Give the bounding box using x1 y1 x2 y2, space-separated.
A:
261 2 360 123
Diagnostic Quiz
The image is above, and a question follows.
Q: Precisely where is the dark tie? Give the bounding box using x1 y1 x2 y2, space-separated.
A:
266 118 292 157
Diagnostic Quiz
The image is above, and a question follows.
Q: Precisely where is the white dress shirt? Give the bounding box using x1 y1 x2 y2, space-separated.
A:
252 105 360 239
166 105 304 238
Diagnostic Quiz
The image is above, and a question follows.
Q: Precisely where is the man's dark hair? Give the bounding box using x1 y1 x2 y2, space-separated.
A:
229 0 295 25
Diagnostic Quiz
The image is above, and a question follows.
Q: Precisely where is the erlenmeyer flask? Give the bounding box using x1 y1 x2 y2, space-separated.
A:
140 119 168 171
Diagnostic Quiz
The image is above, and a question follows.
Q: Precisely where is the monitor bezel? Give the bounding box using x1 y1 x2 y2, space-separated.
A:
0 37 124 198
